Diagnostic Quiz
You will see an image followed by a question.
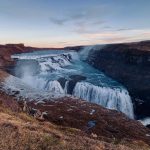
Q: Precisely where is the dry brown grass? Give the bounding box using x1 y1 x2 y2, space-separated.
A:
0 106 150 150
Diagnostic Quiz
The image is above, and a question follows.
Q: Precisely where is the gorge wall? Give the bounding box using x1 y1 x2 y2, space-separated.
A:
0 42 150 119
86 41 150 119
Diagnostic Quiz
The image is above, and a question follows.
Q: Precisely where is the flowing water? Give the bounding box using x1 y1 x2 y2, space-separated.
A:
11 48 134 119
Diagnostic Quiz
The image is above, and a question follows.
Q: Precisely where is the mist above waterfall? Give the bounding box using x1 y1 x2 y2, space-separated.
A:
79 45 105 61
10 48 134 119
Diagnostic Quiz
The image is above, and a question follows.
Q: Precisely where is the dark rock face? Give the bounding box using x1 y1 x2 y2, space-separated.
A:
87 41 150 119
67 75 87 94
64 46 84 51
69 75 87 80
146 125 150 129
58 75 87 94
57 77 67 88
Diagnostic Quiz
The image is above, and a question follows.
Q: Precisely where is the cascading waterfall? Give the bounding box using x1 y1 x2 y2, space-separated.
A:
44 80 65 94
38 54 71 73
21 75 65 95
10 49 135 119
73 82 134 119
12 51 78 73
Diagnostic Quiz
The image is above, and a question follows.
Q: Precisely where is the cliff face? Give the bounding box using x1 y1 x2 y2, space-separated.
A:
0 44 63 69
87 41 150 119
0 44 25 67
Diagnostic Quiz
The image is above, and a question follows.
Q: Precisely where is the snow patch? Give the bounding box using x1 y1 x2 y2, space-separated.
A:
90 109 96 115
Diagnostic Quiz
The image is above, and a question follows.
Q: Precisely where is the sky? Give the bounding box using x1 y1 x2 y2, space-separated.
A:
0 0 150 48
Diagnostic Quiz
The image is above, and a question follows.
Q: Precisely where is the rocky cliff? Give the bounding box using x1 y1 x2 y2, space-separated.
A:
0 44 63 70
87 41 150 119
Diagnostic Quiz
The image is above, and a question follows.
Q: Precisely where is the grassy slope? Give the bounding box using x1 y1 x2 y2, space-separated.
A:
0 106 134 150
0 95 150 150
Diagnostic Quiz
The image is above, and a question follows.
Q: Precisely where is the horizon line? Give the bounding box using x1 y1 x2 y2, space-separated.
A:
1 39 150 49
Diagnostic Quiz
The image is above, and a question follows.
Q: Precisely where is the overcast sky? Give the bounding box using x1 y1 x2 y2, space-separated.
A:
0 0 150 47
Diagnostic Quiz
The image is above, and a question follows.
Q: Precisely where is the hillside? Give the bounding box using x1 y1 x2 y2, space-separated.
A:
0 90 150 150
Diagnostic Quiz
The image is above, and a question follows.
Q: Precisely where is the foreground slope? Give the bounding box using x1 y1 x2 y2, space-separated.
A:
0 93 150 150
0 70 150 150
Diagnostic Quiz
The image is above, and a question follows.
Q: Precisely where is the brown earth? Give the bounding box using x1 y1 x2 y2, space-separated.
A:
0 91 150 150
24 97 150 145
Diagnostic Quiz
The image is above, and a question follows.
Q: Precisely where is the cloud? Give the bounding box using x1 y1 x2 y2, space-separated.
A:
73 26 102 34
116 28 133 31
17 29 150 48
49 18 68 25
80 29 150 44
49 5 107 27
103 26 112 29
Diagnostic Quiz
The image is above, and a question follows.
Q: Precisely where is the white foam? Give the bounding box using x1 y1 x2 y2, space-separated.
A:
139 118 150 126
2 75 65 100
12 51 79 73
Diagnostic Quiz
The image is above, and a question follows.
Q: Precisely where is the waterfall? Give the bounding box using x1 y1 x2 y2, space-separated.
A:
38 54 72 73
21 74 65 95
19 75 134 119
64 80 69 94
73 82 134 119
11 49 135 119
13 51 79 74
44 80 65 94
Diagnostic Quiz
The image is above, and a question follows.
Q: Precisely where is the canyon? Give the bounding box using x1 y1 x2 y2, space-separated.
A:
0 41 150 149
